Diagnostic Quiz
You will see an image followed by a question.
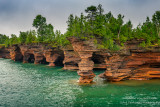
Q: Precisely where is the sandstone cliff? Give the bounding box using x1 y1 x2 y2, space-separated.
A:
1 37 160 83
99 40 160 82
0 46 10 59
10 44 64 66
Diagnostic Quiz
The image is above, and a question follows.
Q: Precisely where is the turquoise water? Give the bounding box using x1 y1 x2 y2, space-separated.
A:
0 58 160 107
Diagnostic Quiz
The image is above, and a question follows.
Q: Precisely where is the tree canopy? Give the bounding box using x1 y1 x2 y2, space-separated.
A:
1 4 160 51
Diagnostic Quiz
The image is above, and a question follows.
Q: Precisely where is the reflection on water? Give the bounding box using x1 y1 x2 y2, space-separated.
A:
0 58 160 106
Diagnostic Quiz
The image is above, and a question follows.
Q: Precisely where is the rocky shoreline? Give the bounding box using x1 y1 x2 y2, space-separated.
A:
1 37 160 83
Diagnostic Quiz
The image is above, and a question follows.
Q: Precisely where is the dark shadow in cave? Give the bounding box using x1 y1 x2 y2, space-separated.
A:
28 54 35 63
54 56 64 66
65 61 78 67
149 63 160 68
40 57 49 65
92 52 106 70
15 46 23 62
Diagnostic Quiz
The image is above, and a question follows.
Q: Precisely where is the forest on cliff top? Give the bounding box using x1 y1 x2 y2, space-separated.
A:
0 4 160 50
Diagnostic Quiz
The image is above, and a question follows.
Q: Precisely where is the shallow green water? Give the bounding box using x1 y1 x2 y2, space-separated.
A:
0 58 160 107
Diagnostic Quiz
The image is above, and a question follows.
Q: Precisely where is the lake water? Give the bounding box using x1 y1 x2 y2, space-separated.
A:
0 58 160 107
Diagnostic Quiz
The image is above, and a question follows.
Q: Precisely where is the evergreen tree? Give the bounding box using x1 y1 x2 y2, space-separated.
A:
10 34 19 45
97 4 104 16
19 31 28 44
152 11 160 38
33 15 47 42
0 34 8 44
26 31 37 44
66 14 74 36
44 24 55 43
85 5 97 28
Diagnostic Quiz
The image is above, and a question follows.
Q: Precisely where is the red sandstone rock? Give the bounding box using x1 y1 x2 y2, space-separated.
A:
0 46 10 59
68 37 98 83
62 48 81 70
99 40 160 82
9 44 64 66
62 48 107 70
10 45 23 61
44 48 64 66
3 38 160 83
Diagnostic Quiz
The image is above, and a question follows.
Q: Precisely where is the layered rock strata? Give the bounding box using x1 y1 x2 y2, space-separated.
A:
68 37 98 83
63 49 81 70
10 45 23 61
99 40 160 82
20 45 45 64
62 49 107 70
78 51 96 83
92 51 108 69
9 44 64 66
0 46 10 59
2 38 160 83
44 48 64 66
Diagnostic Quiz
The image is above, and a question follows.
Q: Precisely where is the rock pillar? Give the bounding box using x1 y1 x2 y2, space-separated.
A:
68 37 98 83
78 51 95 83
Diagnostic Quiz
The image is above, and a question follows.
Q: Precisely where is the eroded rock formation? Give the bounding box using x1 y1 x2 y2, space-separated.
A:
10 44 23 61
62 47 107 70
62 45 81 70
99 40 160 82
2 37 160 83
0 46 10 59
20 45 45 64
9 44 64 66
68 37 98 83
92 51 108 69
44 48 64 66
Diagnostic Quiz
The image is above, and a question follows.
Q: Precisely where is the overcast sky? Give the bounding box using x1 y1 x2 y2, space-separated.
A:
0 0 160 36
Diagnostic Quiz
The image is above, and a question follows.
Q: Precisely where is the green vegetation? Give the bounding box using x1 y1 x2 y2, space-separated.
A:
65 4 160 50
1 4 160 50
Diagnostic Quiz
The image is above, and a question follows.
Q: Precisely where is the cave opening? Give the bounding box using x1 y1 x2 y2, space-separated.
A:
92 52 106 70
53 56 64 66
40 57 49 65
15 46 23 62
28 54 35 63
92 53 104 64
